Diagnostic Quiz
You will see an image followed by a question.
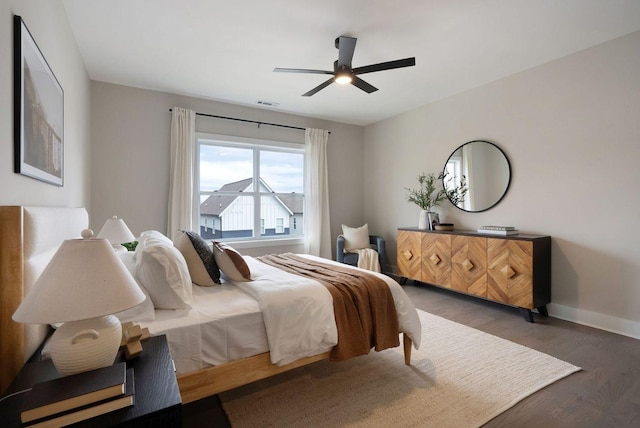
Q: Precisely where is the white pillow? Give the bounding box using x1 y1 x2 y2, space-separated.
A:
135 234 193 309
341 224 370 251
134 230 173 260
212 242 251 282
114 252 155 322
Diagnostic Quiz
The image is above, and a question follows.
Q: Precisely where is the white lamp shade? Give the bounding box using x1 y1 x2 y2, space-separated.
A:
97 216 135 245
13 231 146 324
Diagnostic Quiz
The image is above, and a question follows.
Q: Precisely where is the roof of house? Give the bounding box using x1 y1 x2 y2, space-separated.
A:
200 178 302 216
276 194 303 214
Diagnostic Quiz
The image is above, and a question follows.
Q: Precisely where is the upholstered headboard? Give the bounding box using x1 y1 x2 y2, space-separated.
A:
0 206 88 392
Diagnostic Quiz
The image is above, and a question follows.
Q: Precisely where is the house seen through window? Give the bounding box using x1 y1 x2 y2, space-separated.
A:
197 134 304 241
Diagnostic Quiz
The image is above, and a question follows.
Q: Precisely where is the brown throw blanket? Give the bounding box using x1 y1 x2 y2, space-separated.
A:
257 254 399 361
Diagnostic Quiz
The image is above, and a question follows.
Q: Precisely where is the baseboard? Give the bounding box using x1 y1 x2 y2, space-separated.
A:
547 303 640 340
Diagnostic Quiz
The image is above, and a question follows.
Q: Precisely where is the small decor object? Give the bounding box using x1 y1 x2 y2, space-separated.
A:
435 223 454 231
477 227 519 235
406 172 467 230
120 322 151 359
479 225 516 231
14 15 64 186
20 362 127 423
428 212 440 230
24 370 134 427
12 229 145 376
122 241 138 251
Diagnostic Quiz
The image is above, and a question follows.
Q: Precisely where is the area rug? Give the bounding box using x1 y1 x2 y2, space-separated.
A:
220 310 581 427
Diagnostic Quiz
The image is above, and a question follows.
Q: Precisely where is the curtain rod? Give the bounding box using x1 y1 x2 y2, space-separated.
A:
169 109 330 134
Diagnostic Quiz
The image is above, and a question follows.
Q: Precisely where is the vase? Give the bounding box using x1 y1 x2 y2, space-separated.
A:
418 210 428 229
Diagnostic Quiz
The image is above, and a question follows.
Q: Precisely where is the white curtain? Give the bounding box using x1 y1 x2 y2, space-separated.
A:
167 107 196 239
304 128 332 259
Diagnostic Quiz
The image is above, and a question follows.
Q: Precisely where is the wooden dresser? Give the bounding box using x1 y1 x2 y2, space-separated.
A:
397 228 551 322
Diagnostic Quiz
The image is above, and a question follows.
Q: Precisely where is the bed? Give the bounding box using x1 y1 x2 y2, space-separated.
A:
0 206 421 404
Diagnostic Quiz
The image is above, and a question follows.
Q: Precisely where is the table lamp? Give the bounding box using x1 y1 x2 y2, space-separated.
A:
13 229 146 376
97 216 136 252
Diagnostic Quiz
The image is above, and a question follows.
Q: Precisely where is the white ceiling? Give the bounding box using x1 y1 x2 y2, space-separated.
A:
62 0 640 126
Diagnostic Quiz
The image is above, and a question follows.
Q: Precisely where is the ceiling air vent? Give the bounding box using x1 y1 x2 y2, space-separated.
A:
257 100 280 107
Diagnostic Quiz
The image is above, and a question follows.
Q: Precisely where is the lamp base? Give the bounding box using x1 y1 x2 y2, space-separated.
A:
50 315 122 376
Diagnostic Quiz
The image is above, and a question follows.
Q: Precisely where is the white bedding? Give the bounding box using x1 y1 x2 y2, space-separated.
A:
111 250 267 374
233 256 338 365
138 254 422 374
140 284 268 374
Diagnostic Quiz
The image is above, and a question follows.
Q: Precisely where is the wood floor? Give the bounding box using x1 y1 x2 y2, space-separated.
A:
182 282 640 427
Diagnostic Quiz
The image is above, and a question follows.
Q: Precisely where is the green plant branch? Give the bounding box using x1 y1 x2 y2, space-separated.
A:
406 171 468 211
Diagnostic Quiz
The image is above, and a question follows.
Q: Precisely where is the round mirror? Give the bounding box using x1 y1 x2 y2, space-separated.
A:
443 140 511 212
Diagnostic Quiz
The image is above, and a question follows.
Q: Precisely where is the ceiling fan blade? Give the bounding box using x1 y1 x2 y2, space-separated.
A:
336 36 357 68
352 57 416 75
351 76 378 94
302 77 335 97
274 68 333 75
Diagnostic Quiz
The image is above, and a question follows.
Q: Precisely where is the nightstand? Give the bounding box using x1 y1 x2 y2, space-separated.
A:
0 334 182 427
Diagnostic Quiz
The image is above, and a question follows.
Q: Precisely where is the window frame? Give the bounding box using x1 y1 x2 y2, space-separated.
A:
275 217 284 234
195 132 305 246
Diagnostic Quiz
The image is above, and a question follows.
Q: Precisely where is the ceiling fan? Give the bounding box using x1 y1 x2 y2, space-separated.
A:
274 36 416 97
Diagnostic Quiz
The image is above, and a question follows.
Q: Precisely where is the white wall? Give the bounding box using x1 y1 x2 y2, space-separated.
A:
90 81 364 257
0 0 90 208
364 31 640 338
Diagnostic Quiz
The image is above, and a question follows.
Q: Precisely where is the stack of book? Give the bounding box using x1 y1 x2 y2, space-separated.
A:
21 362 134 427
477 225 519 235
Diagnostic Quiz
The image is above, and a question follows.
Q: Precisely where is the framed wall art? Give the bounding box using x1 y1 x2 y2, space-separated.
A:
14 15 64 186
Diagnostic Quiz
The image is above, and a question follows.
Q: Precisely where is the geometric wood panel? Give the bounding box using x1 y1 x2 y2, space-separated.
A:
397 230 422 281
421 233 451 288
487 238 534 308
451 235 487 297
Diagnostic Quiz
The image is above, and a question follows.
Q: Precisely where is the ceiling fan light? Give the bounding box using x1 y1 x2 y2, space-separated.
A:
335 73 352 85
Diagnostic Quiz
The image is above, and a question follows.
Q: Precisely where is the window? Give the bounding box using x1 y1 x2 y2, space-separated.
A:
197 133 304 241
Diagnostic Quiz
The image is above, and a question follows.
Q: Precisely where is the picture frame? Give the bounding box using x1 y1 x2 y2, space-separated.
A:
427 212 440 230
14 15 64 186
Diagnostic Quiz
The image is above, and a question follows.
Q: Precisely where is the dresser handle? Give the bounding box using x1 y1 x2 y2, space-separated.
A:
402 250 413 261
430 254 441 265
500 265 516 279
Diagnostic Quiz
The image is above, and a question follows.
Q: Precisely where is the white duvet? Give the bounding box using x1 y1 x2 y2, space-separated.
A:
236 255 422 366
137 253 423 372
